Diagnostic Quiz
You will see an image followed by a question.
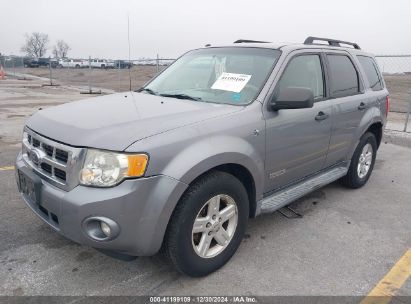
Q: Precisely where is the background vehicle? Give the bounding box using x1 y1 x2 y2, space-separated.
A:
23 58 39 68
16 37 389 277
115 60 133 69
90 59 115 69
58 58 86 68
37 57 50 67
37 57 59 68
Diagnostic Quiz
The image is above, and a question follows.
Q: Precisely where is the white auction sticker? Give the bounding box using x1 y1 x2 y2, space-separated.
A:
211 72 252 93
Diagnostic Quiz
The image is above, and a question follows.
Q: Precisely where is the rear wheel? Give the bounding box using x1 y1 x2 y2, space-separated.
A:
165 171 249 277
342 132 377 189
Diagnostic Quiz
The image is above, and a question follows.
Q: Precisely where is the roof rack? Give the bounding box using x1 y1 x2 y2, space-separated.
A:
304 36 361 50
233 39 270 44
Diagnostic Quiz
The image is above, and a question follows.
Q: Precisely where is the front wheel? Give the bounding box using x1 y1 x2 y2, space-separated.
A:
342 132 377 189
165 171 249 277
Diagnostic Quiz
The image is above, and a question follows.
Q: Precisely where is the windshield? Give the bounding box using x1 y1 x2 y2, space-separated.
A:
140 47 281 105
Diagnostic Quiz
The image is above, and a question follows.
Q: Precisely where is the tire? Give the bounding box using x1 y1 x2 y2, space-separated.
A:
342 132 377 189
165 171 249 277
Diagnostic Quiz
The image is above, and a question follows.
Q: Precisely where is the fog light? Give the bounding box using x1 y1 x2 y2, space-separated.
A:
82 216 120 241
100 221 111 237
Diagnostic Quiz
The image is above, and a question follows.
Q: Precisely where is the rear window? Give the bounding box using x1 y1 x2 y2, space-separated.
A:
327 54 360 97
357 56 383 91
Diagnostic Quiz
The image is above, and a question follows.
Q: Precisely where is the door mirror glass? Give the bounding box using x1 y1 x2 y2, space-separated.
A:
271 87 314 110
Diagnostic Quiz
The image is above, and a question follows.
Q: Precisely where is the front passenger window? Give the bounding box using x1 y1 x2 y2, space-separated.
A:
276 55 325 101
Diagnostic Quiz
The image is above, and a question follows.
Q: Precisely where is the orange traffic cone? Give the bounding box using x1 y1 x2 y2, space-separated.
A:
0 65 5 80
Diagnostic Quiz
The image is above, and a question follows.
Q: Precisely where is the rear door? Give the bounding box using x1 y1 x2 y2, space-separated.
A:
263 50 333 193
356 55 389 117
323 51 368 167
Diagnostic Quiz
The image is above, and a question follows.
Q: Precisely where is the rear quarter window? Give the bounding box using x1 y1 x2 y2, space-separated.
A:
357 56 384 91
327 54 360 98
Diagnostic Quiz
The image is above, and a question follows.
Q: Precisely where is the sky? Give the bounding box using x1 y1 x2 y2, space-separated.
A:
1 0 411 59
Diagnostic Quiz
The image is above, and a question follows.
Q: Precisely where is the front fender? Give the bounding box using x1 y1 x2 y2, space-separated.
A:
163 135 264 193
125 106 265 250
126 134 264 254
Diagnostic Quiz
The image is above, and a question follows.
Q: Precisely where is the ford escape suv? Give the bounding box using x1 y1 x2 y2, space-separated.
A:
16 37 389 276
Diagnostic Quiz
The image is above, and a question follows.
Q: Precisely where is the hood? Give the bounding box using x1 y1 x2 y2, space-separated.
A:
26 92 242 150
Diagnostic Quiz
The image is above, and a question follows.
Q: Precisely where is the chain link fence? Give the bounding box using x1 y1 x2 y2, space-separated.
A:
1 54 410 132
0 54 175 92
375 55 411 132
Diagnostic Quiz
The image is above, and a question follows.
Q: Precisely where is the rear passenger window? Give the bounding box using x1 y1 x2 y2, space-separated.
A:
327 55 360 97
276 54 325 101
357 56 383 91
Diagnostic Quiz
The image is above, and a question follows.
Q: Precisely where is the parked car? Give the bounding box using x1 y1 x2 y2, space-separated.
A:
23 58 39 68
90 59 115 69
37 58 50 67
58 59 86 68
37 58 59 68
115 60 133 69
16 37 389 277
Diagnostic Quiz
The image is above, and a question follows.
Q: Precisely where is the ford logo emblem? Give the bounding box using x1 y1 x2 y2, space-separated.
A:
30 150 41 166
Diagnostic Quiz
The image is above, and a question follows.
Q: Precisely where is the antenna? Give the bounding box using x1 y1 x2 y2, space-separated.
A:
127 14 132 91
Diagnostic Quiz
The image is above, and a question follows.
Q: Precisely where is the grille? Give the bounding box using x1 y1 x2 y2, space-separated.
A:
22 129 85 191
38 204 59 227
40 162 52 174
55 149 69 163
54 168 66 181
42 143 54 157
32 137 40 147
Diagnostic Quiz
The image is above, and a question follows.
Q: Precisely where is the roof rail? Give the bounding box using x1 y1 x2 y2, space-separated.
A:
304 36 361 50
233 39 270 44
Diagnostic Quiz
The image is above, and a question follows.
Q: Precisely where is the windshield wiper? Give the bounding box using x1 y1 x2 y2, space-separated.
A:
159 93 202 101
136 87 158 95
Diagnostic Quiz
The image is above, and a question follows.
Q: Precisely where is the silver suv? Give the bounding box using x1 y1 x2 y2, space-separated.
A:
16 37 389 276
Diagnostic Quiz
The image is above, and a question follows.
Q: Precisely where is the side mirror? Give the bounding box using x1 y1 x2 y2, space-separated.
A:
270 87 314 110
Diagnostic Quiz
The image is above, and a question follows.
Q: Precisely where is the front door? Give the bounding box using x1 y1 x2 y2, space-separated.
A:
263 51 332 193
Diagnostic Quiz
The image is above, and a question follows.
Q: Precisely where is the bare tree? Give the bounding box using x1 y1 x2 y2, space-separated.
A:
53 40 71 58
21 32 49 58
52 47 58 59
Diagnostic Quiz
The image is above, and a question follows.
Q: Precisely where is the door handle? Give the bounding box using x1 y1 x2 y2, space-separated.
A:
358 102 367 110
315 111 329 121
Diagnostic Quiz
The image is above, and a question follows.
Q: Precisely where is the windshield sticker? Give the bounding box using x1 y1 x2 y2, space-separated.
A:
211 72 252 93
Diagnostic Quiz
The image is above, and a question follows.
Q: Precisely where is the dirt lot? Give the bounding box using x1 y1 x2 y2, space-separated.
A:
7 66 411 113
11 66 165 93
0 77 410 301
384 74 411 113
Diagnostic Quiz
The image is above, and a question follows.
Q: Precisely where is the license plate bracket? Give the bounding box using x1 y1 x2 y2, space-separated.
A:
18 167 42 205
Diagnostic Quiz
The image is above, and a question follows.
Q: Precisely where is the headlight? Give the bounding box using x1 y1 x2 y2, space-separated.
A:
79 149 148 187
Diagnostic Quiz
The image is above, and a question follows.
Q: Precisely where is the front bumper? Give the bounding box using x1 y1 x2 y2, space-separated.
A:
15 152 188 256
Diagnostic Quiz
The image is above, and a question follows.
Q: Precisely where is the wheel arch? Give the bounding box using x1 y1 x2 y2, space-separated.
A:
181 163 258 219
160 162 258 257
348 108 384 161
366 122 383 148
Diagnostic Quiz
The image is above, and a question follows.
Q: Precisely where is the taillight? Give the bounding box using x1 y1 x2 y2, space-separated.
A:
385 96 390 117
